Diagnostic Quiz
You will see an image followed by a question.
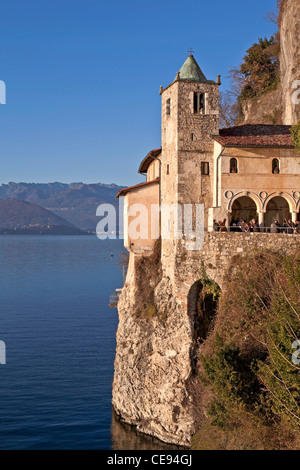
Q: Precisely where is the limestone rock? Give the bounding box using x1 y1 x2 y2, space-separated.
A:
280 0 300 124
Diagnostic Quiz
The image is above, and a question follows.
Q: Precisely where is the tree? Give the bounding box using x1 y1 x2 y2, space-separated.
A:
229 35 280 101
263 10 279 25
291 121 300 154
219 91 239 128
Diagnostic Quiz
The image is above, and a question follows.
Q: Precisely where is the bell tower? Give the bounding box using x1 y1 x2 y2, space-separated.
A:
160 55 220 226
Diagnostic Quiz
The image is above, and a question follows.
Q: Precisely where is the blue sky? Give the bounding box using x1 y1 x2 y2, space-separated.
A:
0 0 278 187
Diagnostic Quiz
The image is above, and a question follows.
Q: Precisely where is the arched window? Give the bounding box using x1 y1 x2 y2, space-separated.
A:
272 158 280 174
230 158 238 173
166 98 171 116
193 92 206 114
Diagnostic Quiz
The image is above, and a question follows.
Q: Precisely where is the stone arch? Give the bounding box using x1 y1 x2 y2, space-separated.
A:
263 192 296 214
187 279 220 372
228 191 262 213
264 195 293 227
229 195 260 226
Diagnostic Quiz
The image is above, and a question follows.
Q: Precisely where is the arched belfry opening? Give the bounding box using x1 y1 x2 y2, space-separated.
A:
188 279 220 371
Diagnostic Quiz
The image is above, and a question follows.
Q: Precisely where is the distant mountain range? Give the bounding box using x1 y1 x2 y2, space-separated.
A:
0 182 126 231
0 200 85 235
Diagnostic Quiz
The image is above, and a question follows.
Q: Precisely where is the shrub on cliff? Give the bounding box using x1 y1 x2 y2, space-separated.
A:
194 251 300 450
258 254 300 428
291 121 300 154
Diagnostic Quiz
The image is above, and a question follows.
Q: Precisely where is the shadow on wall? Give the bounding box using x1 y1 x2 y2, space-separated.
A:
188 279 220 373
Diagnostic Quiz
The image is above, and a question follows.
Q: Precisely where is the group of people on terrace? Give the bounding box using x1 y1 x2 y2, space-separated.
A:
213 217 300 234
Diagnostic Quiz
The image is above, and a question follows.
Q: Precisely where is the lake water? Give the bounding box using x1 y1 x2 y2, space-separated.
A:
0 235 177 450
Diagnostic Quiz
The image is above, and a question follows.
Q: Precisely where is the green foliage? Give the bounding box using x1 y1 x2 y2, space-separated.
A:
291 121 300 154
231 35 280 101
199 262 221 301
201 334 263 429
196 251 300 449
258 256 300 427
142 303 157 317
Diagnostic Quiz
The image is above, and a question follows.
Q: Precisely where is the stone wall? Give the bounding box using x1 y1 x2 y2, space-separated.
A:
175 232 300 293
112 232 300 447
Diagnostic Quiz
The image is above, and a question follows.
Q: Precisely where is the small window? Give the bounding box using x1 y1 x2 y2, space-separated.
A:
230 158 238 174
201 162 209 176
191 133 194 141
166 98 171 116
272 158 280 174
167 164 170 175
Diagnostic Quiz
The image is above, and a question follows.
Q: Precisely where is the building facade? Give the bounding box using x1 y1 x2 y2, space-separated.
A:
117 54 300 254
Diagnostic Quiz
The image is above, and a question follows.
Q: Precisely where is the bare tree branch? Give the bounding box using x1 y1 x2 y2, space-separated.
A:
219 91 239 128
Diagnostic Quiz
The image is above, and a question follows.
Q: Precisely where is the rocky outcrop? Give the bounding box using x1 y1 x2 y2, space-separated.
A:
239 87 283 125
238 0 300 126
280 0 300 124
112 254 197 447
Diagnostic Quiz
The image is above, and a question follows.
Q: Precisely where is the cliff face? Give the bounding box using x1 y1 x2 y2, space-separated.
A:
112 254 197 447
239 87 283 125
280 0 300 124
239 0 300 126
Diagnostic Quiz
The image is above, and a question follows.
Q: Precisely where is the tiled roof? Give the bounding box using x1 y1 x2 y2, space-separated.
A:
138 149 161 174
116 178 159 199
213 124 294 148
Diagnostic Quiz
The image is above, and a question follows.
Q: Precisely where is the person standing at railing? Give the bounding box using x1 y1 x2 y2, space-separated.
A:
213 220 220 232
287 219 295 234
219 218 227 232
270 220 280 233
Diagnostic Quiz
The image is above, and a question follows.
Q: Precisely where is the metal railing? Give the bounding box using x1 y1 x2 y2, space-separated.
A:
214 226 300 234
